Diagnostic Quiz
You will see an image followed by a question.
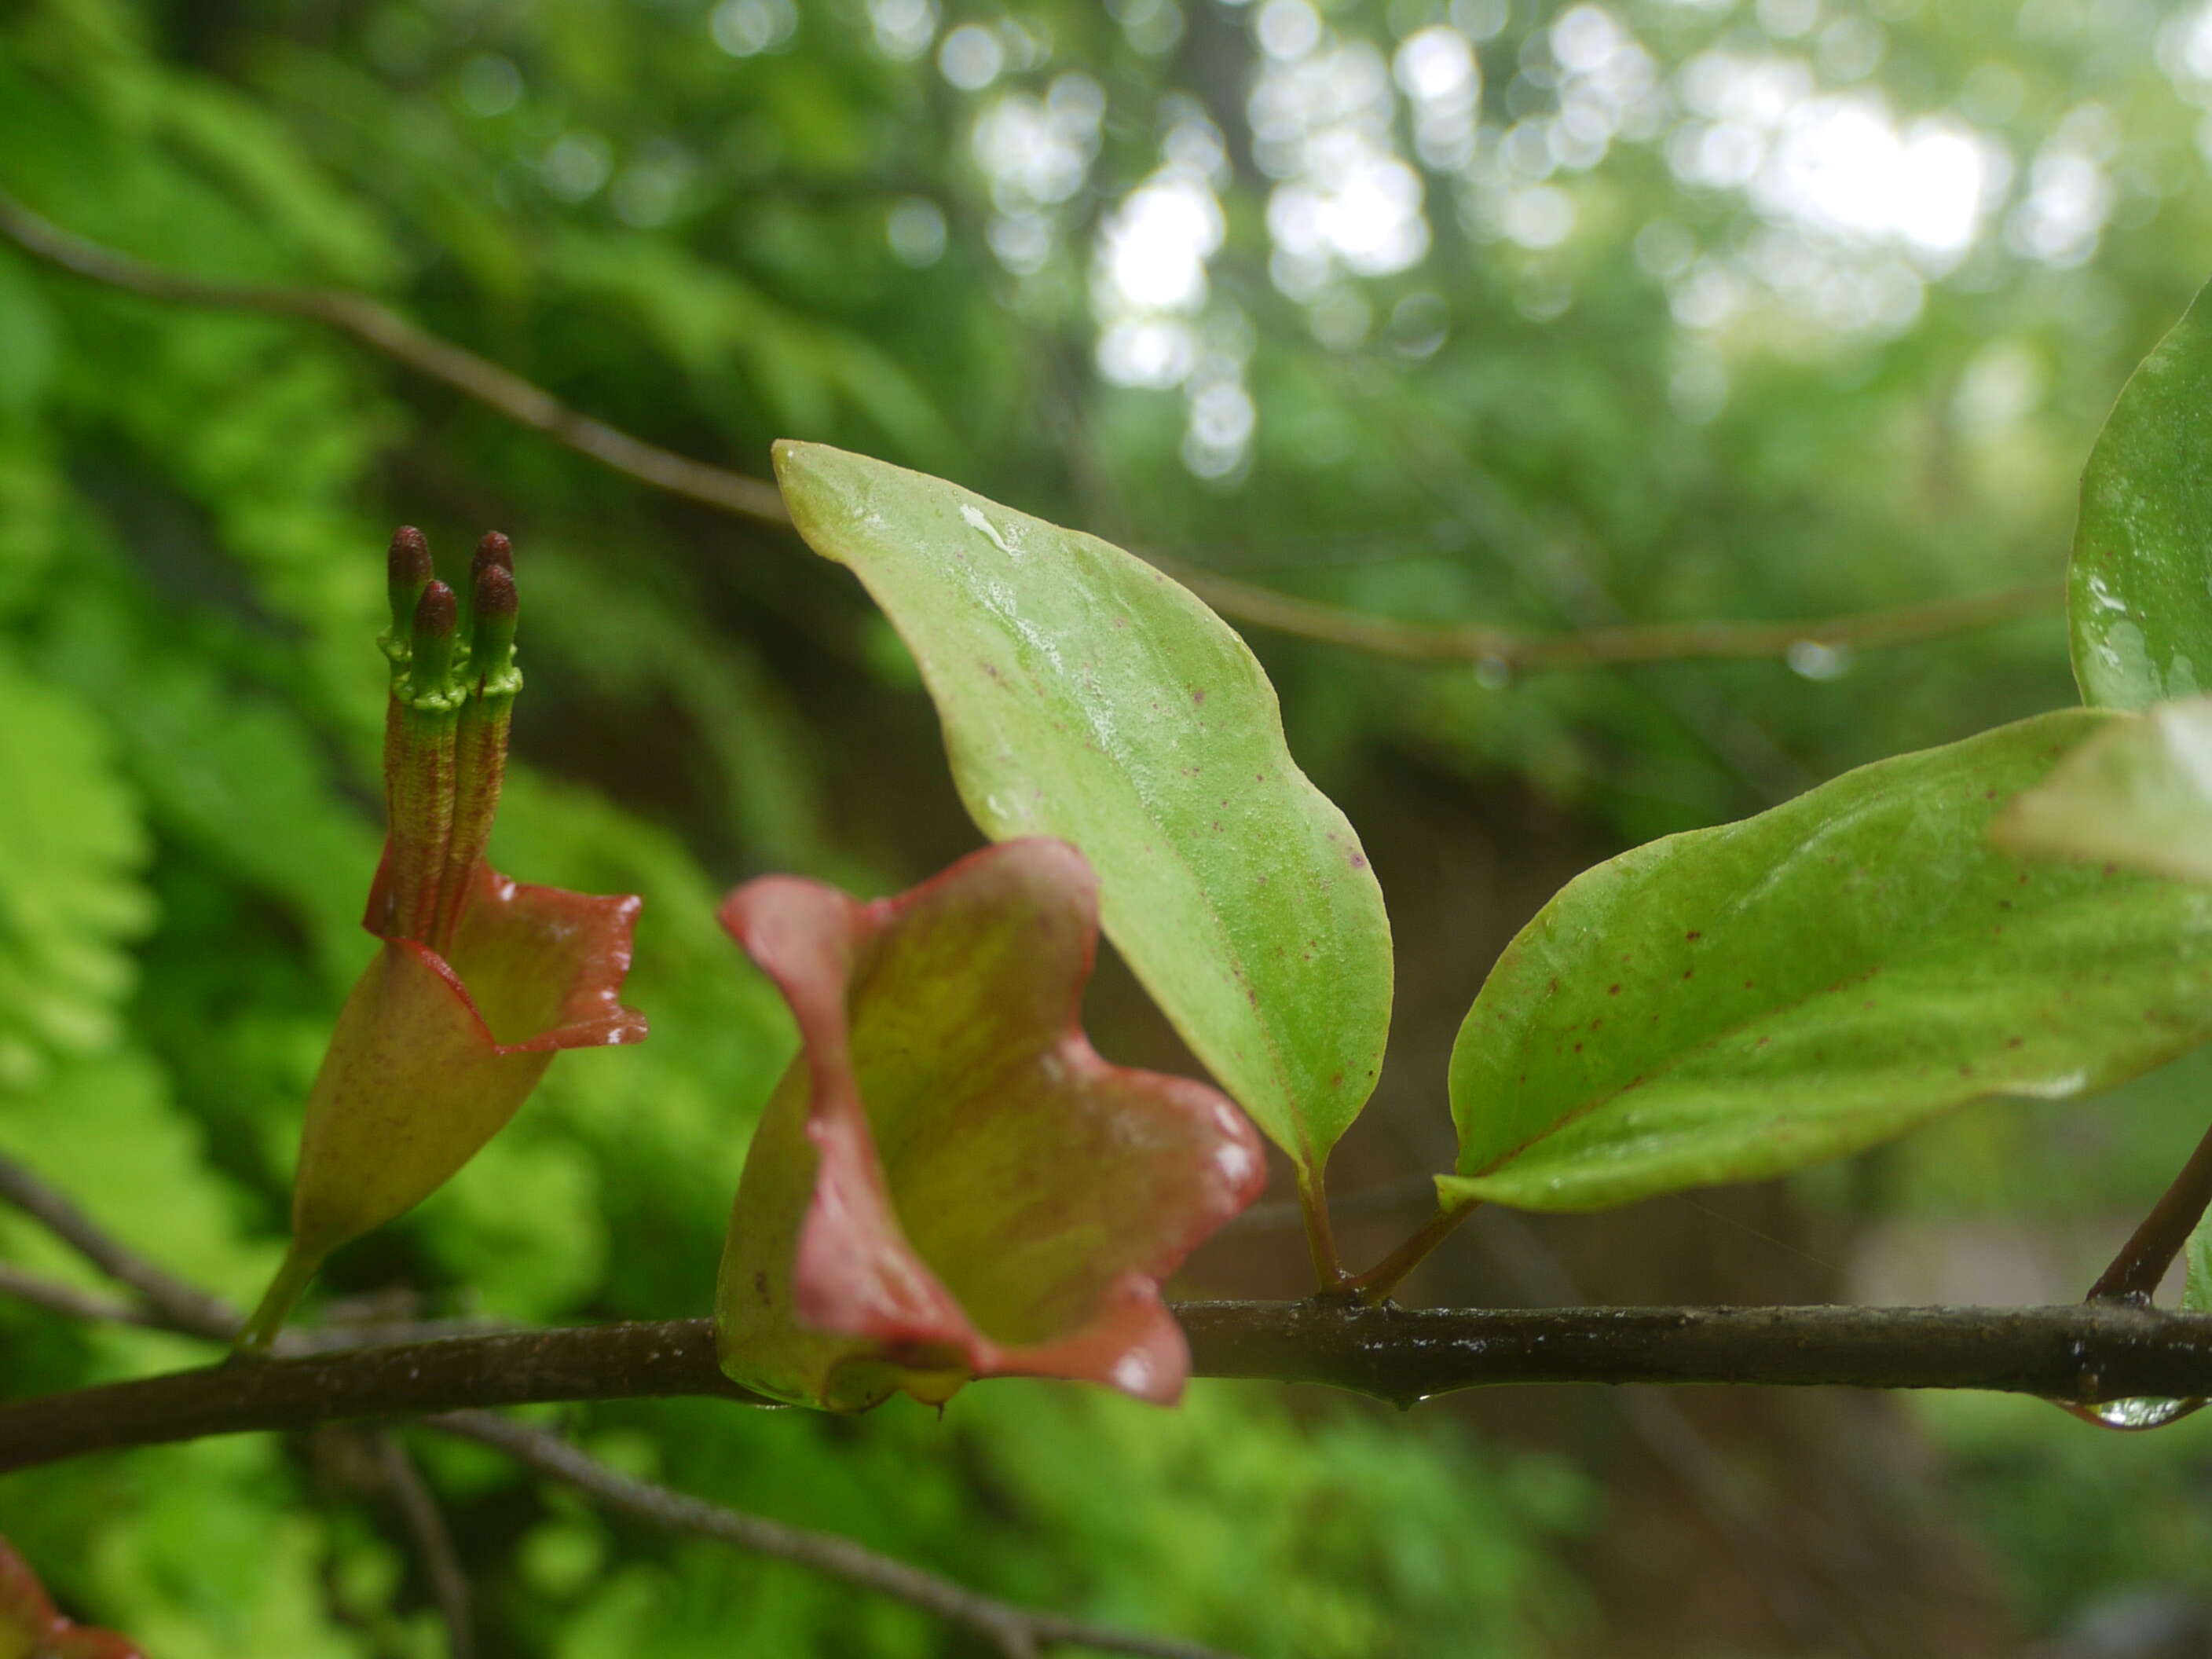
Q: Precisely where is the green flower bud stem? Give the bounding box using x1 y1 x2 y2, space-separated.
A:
386 580 465 942
234 1240 325 1354
430 558 521 952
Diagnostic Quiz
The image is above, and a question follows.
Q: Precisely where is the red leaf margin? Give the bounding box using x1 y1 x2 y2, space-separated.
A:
715 839 1266 1409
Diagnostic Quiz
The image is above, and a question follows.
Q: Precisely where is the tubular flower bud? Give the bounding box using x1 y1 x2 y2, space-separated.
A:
239 529 646 1351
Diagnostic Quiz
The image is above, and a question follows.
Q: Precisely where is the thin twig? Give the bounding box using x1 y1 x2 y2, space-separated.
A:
1343 1200 1481 1303
0 1154 239 1339
372 1433 476 1659
431 1412 1237 1659
0 1262 158 1331
0 191 786 525
2089 1116 2212 1304
1156 556 2054 672
0 186 2057 672
0 1155 1241 1659
1224 1173 1437 1234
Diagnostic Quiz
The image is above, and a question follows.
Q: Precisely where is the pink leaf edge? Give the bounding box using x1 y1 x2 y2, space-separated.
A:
720 838 1266 1406
363 855 646 1053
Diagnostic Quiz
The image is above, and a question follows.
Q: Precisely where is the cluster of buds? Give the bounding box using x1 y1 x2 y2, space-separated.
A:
375 527 522 952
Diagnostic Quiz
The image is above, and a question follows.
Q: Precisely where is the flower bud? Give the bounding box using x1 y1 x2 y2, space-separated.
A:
383 526 432 667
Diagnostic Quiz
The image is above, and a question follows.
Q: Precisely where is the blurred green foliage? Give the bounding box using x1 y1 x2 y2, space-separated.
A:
12 0 2212 1650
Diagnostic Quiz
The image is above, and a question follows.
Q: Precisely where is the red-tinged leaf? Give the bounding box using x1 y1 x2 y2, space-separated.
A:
299 859 644 1246
714 840 1265 1411
241 860 645 1348
0 1541 143 1659
38 1632 148 1659
0 1540 59 1659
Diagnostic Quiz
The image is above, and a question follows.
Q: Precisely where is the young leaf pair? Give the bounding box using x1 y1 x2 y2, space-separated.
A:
731 264 2212 1403
768 255 2212 1318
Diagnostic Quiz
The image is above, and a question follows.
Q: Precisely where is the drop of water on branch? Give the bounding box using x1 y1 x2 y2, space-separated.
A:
2060 1395 2207 1431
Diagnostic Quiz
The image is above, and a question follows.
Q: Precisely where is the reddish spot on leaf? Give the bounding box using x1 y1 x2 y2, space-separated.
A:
1607 983 1621 996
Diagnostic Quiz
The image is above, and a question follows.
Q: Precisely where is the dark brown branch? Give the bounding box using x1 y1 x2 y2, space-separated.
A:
0 1318 764 1467
0 186 2056 672
430 1412 1236 1659
9 1301 2212 1477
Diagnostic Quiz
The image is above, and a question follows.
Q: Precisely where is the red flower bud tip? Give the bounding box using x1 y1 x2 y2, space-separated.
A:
472 529 515 577
467 561 520 698
383 526 433 665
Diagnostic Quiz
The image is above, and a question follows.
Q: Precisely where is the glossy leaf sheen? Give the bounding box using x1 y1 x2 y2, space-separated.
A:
1992 698 2212 885
714 840 1265 1411
771 441 1391 1174
1444 712 2212 1212
2072 275 2212 708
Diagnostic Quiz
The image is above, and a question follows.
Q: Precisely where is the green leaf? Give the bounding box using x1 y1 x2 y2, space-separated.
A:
1992 698 2212 885
1441 710 2212 1213
771 442 1393 1177
2071 274 2212 709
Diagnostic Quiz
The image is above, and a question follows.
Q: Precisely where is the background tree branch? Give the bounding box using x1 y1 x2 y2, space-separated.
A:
0 186 2053 673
